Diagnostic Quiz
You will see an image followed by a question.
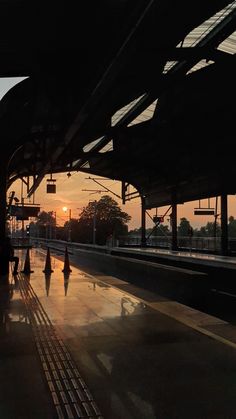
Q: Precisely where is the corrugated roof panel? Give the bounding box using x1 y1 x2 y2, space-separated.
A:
178 1 236 48
111 95 145 126
187 59 214 74
218 30 236 53
99 140 113 153
128 100 158 126
83 137 103 152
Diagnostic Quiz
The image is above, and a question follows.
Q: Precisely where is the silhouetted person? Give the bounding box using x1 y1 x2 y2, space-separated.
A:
0 237 19 275
0 279 12 336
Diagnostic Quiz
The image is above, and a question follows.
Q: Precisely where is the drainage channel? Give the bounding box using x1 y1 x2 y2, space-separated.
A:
18 273 103 419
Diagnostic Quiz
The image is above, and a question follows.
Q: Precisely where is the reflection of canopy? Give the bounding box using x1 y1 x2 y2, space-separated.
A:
1 1 236 207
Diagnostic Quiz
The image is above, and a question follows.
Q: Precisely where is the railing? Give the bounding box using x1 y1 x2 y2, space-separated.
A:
119 236 236 253
30 237 110 254
11 237 31 248
30 236 236 255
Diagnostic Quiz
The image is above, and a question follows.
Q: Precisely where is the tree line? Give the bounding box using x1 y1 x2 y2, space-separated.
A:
30 196 236 245
30 195 131 245
129 216 236 238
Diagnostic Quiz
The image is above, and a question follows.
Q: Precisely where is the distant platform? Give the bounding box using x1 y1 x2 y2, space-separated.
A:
112 246 236 272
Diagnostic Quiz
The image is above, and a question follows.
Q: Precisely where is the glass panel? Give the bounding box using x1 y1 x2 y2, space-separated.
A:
128 100 158 126
218 30 236 54
99 140 113 153
163 61 178 74
80 161 90 168
177 2 236 48
111 95 145 126
187 59 214 74
83 137 103 152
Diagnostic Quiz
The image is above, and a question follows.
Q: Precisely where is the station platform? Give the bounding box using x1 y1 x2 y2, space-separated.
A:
112 246 236 272
2 248 236 418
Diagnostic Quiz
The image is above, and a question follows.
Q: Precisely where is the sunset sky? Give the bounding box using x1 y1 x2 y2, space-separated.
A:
2 78 236 231
10 173 236 231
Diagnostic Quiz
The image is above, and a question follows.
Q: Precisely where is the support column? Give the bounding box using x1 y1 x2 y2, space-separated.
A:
221 193 228 256
0 163 7 239
141 196 146 247
0 162 8 276
171 201 178 251
93 201 97 245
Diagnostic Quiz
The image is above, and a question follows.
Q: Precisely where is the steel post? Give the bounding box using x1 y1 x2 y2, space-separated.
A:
221 193 228 255
141 196 146 247
171 201 178 251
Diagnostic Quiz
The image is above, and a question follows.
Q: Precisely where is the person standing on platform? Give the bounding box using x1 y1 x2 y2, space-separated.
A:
0 237 19 276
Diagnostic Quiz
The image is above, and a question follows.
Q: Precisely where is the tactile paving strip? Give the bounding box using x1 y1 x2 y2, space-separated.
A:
18 273 104 419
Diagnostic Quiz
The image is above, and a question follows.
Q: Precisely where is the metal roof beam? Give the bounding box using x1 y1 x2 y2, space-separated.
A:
76 6 236 173
26 2 156 191
169 6 236 76
165 46 234 62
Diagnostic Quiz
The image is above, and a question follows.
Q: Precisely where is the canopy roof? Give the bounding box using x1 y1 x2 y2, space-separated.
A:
1 1 235 207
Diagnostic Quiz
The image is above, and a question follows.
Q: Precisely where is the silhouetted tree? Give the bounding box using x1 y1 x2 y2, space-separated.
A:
228 216 236 237
32 211 56 238
178 217 192 236
128 225 170 237
153 224 170 236
204 221 220 237
77 195 131 245
63 218 80 242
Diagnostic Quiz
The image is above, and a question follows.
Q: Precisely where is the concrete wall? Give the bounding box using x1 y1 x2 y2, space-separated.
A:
71 248 208 306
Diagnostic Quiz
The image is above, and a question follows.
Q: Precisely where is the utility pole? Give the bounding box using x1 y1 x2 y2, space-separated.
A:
93 201 97 245
21 197 25 239
141 196 146 247
62 207 72 241
68 209 72 242
54 211 57 239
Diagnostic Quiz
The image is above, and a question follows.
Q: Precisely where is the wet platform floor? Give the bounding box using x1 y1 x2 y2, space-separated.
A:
2 248 236 418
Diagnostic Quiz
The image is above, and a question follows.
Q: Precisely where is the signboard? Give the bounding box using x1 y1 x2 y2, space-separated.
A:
47 184 56 193
153 215 164 223
9 205 40 219
194 209 215 215
16 215 29 221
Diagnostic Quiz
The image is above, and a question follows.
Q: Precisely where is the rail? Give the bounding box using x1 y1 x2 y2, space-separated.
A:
30 236 236 255
119 236 236 253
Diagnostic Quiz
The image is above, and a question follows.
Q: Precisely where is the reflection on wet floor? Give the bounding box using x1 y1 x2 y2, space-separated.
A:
0 276 15 336
0 275 27 335
27 248 147 328
0 272 54 418
5 247 236 418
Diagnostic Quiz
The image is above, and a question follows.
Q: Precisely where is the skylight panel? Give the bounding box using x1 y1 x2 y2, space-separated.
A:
163 61 178 74
72 159 81 168
187 59 214 74
218 30 236 54
99 140 113 153
80 161 90 169
83 137 103 152
177 1 236 48
128 100 158 126
111 95 145 126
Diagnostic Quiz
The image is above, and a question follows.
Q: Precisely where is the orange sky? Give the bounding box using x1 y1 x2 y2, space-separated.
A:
10 172 236 231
